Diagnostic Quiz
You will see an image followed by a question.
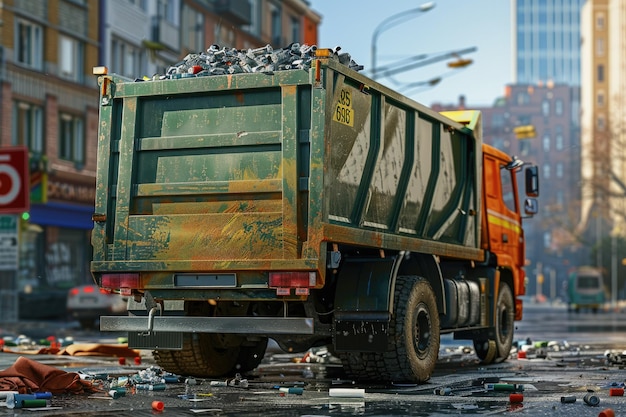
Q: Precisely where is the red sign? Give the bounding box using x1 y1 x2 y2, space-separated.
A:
0 146 29 214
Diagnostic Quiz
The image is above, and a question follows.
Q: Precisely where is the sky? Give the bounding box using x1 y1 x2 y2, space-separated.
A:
308 0 512 107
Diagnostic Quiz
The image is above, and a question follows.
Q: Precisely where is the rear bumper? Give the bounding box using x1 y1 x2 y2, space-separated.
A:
99 315 314 334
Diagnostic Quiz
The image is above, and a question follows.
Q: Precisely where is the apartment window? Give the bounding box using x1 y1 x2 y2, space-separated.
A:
59 35 84 83
492 113 504 128
270 4 282 45
290 16 300 44
127 0 147 10
597 64 604 82
596 14 605 30
596 38 605 57
59 113 85 165
182 5 204 52
556 163 563 178
543 164 550 179
111 37 146 79
244 0 261 37
556 133 563 150
555 99 563 116
15 19 43 70
516 92 529 105
597 92 605 107
161 0 176 24
543 134 550 152
542 100 550 117
13 102 44 153
597 115 605 131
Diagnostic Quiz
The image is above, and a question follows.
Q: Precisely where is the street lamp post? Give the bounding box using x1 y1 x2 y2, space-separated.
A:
371 2 436 81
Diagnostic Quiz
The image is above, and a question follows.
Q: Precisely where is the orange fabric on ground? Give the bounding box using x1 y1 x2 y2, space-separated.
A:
0 356 98 394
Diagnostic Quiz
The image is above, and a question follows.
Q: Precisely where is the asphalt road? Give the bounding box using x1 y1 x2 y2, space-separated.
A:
0 302 624 416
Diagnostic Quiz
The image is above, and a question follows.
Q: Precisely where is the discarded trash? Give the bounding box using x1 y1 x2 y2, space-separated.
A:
598 408 615 417
0 391 18 399
472 377 500 386
509 393 524 403
609 387 624 396
108 390 122 399
163 375 180 384
136 383 166 391
561 395 577 403
484 383 523 392
329 388 365 398
0 356 97 394
210 380 227 387
434 387 451 396
228 373 248 388
152 400 164 411
584 392 600 406
5 393 48 409
134 356 142 365
279 387 304 395
517 350 527 359
118 357 126 365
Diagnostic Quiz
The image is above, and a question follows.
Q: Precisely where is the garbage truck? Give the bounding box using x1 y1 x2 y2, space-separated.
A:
91 45 539 383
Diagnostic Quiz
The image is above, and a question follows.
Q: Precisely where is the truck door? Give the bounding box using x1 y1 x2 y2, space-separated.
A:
483 153 523 269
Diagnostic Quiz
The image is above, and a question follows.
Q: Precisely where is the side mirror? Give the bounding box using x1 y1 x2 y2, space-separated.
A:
524 198 538 216
525 165 539 197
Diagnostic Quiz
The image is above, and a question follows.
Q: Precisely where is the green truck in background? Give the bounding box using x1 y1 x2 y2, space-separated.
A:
567 266 606 313
91 47 538 383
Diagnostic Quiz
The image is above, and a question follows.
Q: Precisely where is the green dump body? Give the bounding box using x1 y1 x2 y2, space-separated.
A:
91 58 483 295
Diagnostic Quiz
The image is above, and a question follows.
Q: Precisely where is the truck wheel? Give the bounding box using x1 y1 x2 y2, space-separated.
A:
153 333 241 377
385 276 440 382
339 276 440 383
473 283 514 363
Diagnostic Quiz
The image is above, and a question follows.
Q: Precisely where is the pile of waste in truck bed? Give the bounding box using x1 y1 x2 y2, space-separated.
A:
143 43 363 81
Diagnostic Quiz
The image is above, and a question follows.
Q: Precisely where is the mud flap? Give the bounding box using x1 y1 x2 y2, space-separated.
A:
128 332 183 350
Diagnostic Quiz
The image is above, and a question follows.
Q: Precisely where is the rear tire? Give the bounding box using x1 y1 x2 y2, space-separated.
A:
154 333 241 377
473 282 514 363
339 276 440 383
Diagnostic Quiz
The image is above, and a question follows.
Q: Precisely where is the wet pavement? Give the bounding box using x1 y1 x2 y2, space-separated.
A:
0 339 623 416
0 306 625 416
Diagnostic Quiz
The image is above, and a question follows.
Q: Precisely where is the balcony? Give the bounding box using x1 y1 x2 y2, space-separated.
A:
214 0 251 26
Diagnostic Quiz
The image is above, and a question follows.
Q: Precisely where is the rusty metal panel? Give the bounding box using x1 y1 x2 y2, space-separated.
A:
92 59 481 285
324 65 479 249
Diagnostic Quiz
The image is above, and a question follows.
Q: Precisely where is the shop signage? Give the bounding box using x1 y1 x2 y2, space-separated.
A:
0 147 29 214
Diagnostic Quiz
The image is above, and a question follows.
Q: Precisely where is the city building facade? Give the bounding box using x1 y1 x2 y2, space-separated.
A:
513 0 586 86
0 0 320 319
579 0 626 302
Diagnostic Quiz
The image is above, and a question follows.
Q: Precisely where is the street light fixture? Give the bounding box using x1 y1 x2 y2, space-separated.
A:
373 47 477 79
371 2 436 81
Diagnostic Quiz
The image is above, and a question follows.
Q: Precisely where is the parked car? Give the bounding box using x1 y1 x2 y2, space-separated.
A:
66 285 127 329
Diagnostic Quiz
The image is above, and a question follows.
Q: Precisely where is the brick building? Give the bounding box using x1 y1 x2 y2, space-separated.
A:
0 0 320 319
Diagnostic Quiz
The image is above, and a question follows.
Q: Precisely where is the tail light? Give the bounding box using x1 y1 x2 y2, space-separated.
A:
269 272 316 296
101 273 140 296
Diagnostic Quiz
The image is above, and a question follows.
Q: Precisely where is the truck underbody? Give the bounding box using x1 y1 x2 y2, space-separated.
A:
100 246 515 382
